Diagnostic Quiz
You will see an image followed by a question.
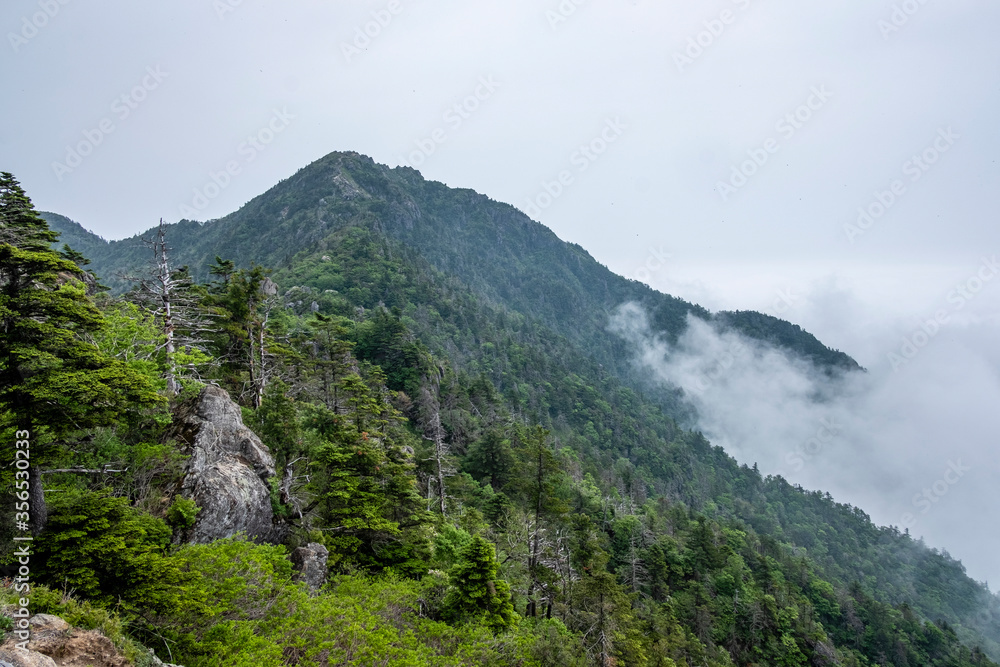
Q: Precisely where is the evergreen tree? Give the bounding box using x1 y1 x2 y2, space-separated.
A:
0 173 162 533
443 535 517 632
303 372 429 575
203 261 280 408
465 427 517 491
518 425 567 618
33 490 190 613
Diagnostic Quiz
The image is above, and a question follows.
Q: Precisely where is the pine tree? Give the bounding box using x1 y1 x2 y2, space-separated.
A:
203 261 280 408
304 312 354 411
302 371 429 574
0 173 163 533
466 427 517 491
443 535 517 632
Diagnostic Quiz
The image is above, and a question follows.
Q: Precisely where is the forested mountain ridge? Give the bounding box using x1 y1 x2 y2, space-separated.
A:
40 151 860 382
3 160 995 665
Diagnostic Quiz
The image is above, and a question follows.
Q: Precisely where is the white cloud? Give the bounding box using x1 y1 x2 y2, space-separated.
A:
611 294 1000 589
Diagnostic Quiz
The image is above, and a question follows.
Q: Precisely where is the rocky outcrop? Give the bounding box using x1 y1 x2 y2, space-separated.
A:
291 543 329 591
168 385 281 544
0 613 181 667
146 649 184 667
0 648 57 667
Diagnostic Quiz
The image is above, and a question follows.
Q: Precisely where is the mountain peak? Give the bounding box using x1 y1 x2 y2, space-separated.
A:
42 150 860 381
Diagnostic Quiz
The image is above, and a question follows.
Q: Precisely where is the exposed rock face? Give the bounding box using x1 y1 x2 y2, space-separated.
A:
17 615 71 658
0 612 167 667
169 385 280 544
0 649 57 667
291 542 329 591
146 649 184 667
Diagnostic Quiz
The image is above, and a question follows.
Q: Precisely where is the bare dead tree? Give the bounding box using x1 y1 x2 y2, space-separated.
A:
279 456 310 521
428 410 450 516
40 465 128 474
251 277 279 409
620 518 651 594
418 385 454 517
120 219 213 394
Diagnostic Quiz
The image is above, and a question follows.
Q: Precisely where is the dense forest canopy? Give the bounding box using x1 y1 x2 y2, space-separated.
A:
2 166 998 666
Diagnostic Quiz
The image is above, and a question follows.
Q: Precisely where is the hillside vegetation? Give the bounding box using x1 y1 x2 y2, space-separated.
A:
1 164 996 665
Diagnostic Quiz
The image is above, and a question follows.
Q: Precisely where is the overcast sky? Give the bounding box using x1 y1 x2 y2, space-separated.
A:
3 1 999 586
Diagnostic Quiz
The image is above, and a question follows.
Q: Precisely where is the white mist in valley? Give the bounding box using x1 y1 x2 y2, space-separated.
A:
610 299 1000 590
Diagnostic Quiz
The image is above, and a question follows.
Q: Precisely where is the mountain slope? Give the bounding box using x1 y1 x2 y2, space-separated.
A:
41 152 859 382
39 151 1000 657
264 218 1000 659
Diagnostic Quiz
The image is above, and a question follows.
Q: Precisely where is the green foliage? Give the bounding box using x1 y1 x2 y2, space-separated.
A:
10 171 999 665
166 495 200 530
200 261 280 408
33 491 190 613
247 380 301 464
442 535 517 632
466 427 518 491
303 391 431 576
163 536 294 650
0 173 166 553
350 306 430 395
432 523 473 570
2 583 161 666
0 174 164 442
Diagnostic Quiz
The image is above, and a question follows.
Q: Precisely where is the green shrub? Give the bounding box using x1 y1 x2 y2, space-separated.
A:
34 490 192 613
166 495 200 529
6 583 161 667
441 536 517 632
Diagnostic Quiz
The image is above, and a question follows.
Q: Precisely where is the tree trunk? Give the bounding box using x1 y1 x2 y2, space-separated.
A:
155 219 179 395
598 590 609 666
247 320 258 409
426 409 448 516
434 419 447 516
526 447 543 617
256 317 266 409
28 464 47 535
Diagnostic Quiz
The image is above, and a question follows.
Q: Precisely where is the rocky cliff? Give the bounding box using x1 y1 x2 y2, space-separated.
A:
168 385 281 544
0 613 183 667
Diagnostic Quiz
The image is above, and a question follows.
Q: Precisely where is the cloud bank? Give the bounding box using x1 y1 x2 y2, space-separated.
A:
611 300 1000 589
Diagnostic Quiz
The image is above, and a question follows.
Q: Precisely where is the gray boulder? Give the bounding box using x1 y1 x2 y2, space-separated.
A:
169 385 281 543
146 647 185 667
0 650 56 667
291 542 329 591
